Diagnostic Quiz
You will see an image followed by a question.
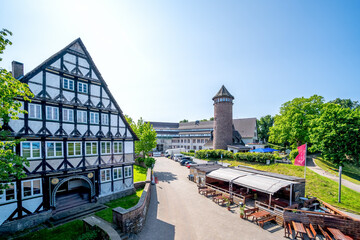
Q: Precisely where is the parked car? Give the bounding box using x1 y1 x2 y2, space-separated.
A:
180 159 193 166
187 162 197 168
179 156 191 162
173 154 183 161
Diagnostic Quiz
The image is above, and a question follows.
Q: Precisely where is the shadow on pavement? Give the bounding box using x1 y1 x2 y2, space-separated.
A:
133 184 175 240
155 171 178 183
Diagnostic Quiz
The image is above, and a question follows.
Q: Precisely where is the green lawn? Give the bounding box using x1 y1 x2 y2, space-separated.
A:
14 220 86 240
95 188 144 222
210 158 360 214
134 165 147 182
314 157 360 185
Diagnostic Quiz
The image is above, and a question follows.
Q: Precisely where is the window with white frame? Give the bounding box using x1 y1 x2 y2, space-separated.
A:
100 169 111 182
124 166 132 178
90 112 99 124
0 182 16 203
101 114 109 125
22 179 42 198
67 142 82 156
21 142 41 159
46 106 59 120
29 103 41 119
78 82 88 94
113 167 123 180
63 108 74 122
77 110 87 123
113 141 122 154
85 142 98 155
101 141 111 154
63 78 74 91
46 142 63 158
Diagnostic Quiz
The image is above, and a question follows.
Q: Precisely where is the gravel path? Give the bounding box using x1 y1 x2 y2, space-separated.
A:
134 157 285 240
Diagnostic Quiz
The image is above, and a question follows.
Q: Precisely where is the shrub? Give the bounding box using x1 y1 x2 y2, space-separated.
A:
144 157 156 168
189 149 195 153
233 152 276 164
195 149 233 159
135 157 145 164
289 149 299 160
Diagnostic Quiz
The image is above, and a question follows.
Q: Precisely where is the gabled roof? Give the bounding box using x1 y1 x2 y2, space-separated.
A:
22 38 139 140
178 120 214 130
212 85 234 100
233 118 257 139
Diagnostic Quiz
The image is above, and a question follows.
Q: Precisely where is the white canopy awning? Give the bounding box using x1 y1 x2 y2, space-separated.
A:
206 168 297 194
233 174 296 194
206 168 249 182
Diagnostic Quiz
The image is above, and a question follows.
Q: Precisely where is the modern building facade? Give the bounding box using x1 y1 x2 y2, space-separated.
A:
0 39 137 227
150 86 258 152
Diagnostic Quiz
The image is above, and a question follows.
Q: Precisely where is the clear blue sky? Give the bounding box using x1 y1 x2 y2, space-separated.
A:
1 0 359 122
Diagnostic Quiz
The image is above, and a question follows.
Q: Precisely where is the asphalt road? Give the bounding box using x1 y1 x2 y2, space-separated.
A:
134 157 285 240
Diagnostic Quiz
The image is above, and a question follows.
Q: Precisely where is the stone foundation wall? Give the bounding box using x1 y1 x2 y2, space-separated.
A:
98 188 135 204
113 169 152 234
0 210 52 234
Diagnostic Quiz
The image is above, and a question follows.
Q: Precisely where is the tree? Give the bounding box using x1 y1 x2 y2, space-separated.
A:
310 103 360 166
257 115 274 143
125 116 157 158
200 119 208 122
179 119 188 123
209 117 214 121
269 95 324 148
0 29 33 189
329 98 359 110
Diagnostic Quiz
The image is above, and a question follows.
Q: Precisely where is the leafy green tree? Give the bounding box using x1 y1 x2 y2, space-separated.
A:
269 95 324 148
310 103 360 166
179 119 188 123
200 119 208 122
329 98 359 110
0 29 33 189
125 117 157 158
209 117 214 121
257 115 274 143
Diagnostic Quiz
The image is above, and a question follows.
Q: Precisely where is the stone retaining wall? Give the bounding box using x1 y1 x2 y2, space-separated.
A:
113 168 152 234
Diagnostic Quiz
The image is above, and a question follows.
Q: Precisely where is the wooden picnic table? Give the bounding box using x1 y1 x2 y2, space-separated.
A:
249 210 270 223
328 227 348 240
213 195 225 204
198 186 208 194
292 221 306 240
203 189 216 196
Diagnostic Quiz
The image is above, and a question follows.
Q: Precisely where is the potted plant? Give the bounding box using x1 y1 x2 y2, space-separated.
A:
239 203 246 218
226 200 231 211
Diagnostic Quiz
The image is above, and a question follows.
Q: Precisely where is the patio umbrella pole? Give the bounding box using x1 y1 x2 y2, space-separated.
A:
269 194 272 208
290 184 293 206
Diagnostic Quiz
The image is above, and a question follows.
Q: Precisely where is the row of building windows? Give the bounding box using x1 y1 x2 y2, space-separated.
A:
100 166 132 183
172 145 203 150
0 179 42 204
21 141 123 159
29 103 111 125
172 139 206 144
63 78 88 94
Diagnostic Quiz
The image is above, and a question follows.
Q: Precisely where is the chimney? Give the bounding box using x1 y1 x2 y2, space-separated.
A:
12 61 24 79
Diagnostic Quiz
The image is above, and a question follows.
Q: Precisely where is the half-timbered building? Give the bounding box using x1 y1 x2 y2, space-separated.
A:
0 38 137 228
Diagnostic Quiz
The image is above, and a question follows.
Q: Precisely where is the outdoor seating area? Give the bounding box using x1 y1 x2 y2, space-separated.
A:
284 221 354 240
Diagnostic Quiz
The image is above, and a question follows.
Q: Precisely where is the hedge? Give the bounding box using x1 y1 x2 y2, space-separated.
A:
194 149 281 164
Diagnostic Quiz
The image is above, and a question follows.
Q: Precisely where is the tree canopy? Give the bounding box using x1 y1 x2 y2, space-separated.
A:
310 103 360 166
269 95 324 148
125 116 157 157
257 115 274 143
329 98 359 110
179 119 188 123
0 29 33 189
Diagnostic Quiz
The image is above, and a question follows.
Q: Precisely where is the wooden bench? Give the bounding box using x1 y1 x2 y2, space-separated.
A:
284 221 293 238
318 225 332 240
243 207 258 220
258 215 276 228
305 223 316 240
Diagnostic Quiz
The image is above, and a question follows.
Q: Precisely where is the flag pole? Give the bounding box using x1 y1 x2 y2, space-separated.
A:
304 143 307 179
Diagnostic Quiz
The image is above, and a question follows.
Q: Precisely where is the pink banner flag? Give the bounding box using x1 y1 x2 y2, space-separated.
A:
294 144 307 166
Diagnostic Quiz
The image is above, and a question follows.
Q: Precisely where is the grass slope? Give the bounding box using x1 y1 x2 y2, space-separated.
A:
134 165 147 182
217 158 360 214
15 220 83 240
314 157 360 185
95 189 144 222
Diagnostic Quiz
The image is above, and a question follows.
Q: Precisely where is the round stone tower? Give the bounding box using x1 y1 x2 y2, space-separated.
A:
213 85 234 150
